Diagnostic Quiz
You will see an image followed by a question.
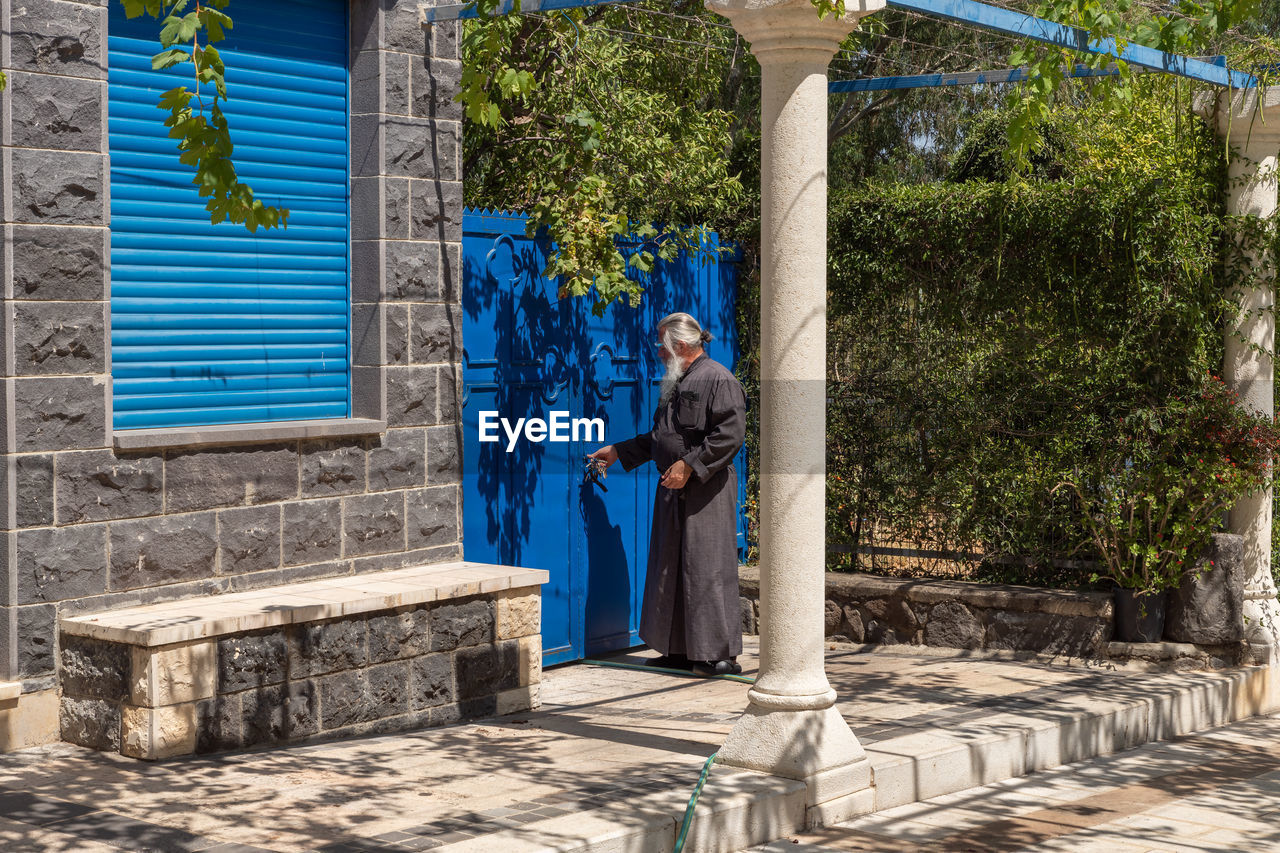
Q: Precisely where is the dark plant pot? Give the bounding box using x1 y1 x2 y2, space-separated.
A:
1114 588 1166 643
1165 534 1245 644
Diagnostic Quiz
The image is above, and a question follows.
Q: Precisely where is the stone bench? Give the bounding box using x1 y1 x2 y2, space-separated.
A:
58 561 547 760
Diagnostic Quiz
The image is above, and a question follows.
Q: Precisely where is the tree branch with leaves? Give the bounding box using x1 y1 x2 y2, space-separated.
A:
119 0 287 231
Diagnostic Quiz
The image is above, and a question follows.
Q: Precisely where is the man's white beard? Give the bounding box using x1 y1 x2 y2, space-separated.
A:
659 355 686 405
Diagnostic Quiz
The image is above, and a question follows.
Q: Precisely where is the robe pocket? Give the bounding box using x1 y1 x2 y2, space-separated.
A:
675 397 706 431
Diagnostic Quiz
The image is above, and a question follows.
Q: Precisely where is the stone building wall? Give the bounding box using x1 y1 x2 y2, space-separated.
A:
0 0 468 746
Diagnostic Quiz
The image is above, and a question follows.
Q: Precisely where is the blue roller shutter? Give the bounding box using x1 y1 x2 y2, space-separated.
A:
108 0 350 431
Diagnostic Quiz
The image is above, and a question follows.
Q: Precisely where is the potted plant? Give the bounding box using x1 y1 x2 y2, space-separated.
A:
1060 376 1280 643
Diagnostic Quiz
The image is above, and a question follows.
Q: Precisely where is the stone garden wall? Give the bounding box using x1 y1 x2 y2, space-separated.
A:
740 534 1248 666
740 568 1115 658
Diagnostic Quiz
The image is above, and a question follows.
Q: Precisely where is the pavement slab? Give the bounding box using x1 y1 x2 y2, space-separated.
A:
0 640 1276 851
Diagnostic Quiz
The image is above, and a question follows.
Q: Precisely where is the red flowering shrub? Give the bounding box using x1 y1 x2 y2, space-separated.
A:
1062 376 1280 595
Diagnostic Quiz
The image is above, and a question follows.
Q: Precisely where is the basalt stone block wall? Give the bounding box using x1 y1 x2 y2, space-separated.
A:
0 0 468 747
59 589 543 759
739 536 1246 664
739 567 1115 658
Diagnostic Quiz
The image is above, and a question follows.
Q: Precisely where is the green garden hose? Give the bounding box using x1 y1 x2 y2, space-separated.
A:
580 658 757 684
675 752 718 853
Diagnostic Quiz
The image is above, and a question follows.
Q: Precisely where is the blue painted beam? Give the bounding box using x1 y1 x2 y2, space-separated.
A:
890 0 1255 88
418 0 1255 89
829 63 1122 92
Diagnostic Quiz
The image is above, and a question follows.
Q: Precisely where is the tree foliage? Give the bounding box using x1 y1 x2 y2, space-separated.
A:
462 0 749 314
462 1 1028 311
759 81 1244 585
1003 0 1264 169
827 10 1009 187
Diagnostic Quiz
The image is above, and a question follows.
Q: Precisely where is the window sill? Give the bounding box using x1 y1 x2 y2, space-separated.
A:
113 418 388 451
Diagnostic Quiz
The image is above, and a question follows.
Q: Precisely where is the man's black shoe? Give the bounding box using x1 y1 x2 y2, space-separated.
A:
691 659 742 678
648 653 692 670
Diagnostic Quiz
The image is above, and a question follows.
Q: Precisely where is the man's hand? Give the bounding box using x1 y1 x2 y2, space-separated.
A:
588 445 619 477
660 459 692 490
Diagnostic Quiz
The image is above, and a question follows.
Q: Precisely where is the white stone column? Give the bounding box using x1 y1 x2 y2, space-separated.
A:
704 0 883 826
1216 88 1280 651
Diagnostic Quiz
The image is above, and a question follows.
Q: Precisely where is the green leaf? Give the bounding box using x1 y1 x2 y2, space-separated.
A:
199 8 233 43
151 47 190 70
159 11 201 47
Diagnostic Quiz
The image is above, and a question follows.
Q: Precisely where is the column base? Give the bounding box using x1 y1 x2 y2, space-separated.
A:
1248 642 1277 665
717 702 871 820
1244 596 1280 647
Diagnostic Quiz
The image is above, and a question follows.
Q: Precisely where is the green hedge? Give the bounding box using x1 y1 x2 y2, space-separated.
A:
814 176 1230 587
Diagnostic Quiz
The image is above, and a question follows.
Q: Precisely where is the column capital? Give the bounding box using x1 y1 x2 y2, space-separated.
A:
705 0 884 61
1200 86 1280 143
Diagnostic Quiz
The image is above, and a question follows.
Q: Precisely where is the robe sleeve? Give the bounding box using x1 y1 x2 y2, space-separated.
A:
681 375 746 483
614 432 655 473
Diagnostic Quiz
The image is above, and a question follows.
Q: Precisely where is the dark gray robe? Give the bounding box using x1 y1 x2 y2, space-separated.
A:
615 354 747 660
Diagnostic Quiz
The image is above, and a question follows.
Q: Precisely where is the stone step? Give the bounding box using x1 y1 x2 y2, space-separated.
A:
418 662 1280 853
864 662 1278 811
428 764 805 853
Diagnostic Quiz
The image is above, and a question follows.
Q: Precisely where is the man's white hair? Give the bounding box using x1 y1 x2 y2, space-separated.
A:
659 312 713 355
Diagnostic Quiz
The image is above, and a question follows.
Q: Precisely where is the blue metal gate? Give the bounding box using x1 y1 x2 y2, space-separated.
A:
462 209 743 665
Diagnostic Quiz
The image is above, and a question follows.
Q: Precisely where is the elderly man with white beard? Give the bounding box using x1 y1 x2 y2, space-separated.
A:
589 312 748 677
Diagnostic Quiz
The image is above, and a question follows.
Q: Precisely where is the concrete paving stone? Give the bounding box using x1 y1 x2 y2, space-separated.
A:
1076 745 1229 775
1225 771 1280 794
1075 813 1222 843
1145 802 1278 831
850 803 1012 834
373 829 416 842
0 814 125 853
753 710 1280 852
312 841 398 852
1018 829 1157 852
987 770 1122 797
1198 826 1280 847
31 810 215 851
1192 773 1280 799
1196 726 1278 748
398 838 445 851
851 817 962 843
1242 763 1280 781
897 786 1061 820
0 788 102 826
